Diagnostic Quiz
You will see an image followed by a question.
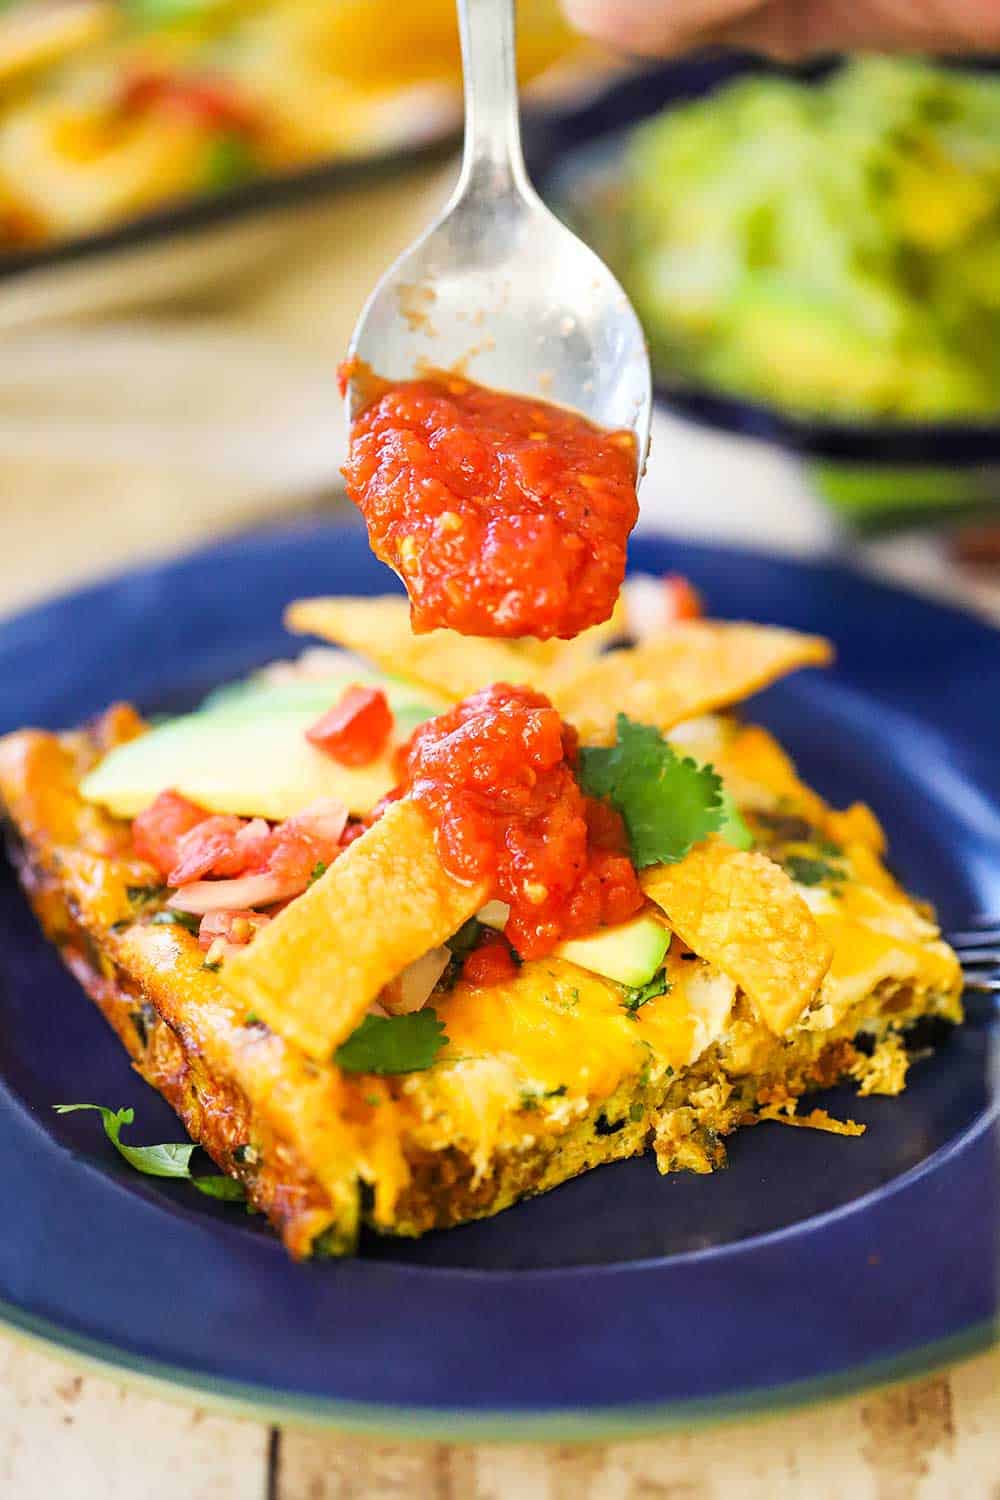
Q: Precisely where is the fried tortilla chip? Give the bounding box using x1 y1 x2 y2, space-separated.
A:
498 597 630 688
285 597 529 701
284 595 627 701
222 798 487 1061
643 839 833 1034
552 623 833 743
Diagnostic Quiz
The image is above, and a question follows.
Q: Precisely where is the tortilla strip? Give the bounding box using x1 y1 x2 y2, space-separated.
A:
284 595 627 701
495 596 629 688
642 839 833 1035
552 623 833 743
222 798 487 1061
285 597 528 701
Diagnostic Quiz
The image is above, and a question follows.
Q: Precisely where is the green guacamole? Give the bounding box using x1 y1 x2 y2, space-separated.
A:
597 58 1000 422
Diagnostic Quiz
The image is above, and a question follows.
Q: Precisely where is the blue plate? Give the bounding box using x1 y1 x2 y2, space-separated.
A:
0 520 996 1438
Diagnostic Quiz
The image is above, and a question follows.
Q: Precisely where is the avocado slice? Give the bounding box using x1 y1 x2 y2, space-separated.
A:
80 679 441 822
201 675 446 733
718 787 753 851
556 913 671 989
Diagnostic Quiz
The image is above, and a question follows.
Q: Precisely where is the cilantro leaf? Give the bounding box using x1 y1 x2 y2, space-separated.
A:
783 854 845 888
202 134 259 192
150 909 200 933
54 1104 245 1201
717 788 754 851
55 1103 196 1177
621 969 670 1016
192 1175 248 1201
446 917 482 958
334 1010 448 1075
578 715 724 868
437 919 485 992
126 884 166 906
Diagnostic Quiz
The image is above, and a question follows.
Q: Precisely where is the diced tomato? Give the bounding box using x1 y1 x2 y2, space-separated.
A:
462 931 518 987
167 815 247 886
281 800 349 852
267 825 333 884
134 784 350 904
198 909 271 951
119 70 259 135
663 573 704 622
227 817 274 872
149 795 349 891
132 790 209 878
306 685 393 767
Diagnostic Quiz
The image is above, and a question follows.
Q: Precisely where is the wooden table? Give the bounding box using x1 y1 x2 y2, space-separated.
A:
1 1335 997 1498
1 167 997 1497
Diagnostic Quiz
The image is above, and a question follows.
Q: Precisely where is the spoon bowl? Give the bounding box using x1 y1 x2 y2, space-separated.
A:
344 0 652 471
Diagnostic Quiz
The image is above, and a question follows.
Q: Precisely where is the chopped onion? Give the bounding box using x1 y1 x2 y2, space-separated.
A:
623 574 670 641
476 900 510 931
685 969 737 1064
168 871 305 914
380 946 451 1015
198 909 271 950
285 798 349 845
260 648 354 684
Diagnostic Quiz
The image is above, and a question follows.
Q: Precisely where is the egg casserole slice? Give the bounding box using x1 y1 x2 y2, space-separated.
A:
0 604 961 1258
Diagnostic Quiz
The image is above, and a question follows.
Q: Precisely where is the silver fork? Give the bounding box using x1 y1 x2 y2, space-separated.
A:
948 918 1000 998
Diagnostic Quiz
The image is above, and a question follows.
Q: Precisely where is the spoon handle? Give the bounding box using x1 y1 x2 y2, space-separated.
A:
456 0 529 192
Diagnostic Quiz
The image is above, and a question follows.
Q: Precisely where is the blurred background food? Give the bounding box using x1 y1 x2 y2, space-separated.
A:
563 57 1000 424
0 0 581 251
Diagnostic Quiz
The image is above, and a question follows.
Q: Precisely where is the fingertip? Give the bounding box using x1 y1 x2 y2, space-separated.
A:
561 0 684 55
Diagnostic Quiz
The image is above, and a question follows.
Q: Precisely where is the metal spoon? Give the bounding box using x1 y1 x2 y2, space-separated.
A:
343 0 652 475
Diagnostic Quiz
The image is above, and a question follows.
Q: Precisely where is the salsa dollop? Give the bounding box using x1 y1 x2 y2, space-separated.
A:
392 683 643 960
341 368 638 640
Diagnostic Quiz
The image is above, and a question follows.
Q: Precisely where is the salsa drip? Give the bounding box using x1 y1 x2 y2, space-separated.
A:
340 366 639 641
391 683 643 960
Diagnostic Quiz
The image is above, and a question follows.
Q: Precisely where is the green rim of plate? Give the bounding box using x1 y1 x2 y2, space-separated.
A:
0 1297 995 1441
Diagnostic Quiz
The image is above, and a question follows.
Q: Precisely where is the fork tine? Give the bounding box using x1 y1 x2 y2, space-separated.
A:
946 919 1000 997
949 928 1000 948
955 950 1000 969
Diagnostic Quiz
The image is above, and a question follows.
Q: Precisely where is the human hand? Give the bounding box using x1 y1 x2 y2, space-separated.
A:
562 0 1000 61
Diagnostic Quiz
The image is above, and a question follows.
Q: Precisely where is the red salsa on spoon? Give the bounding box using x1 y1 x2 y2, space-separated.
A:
340 365 639 641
